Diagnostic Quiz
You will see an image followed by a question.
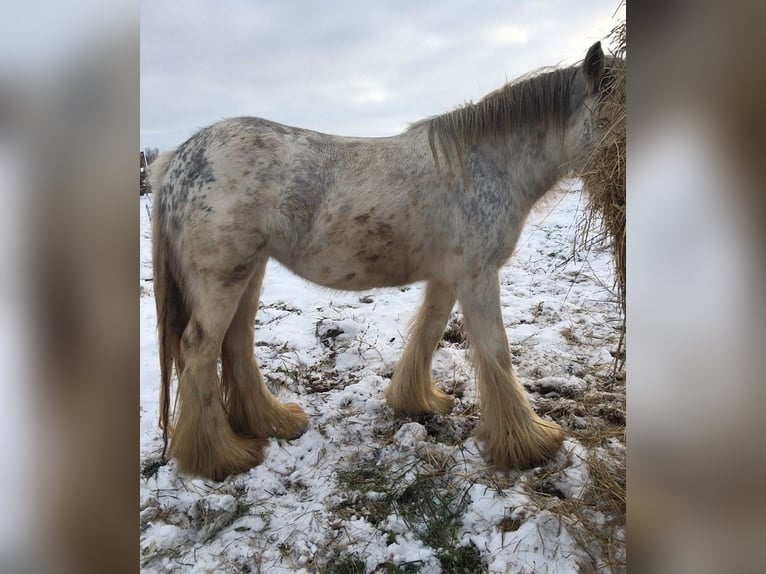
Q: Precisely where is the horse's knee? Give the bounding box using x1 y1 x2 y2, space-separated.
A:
181 319 206 351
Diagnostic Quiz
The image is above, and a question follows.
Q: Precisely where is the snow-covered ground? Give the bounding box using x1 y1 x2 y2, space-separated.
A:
140 180 625 573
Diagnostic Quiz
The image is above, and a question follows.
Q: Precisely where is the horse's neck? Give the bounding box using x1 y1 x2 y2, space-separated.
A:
476 128 567 211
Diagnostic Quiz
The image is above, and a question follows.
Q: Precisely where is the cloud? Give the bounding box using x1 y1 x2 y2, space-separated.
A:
140 0 620 150
488 25 529 45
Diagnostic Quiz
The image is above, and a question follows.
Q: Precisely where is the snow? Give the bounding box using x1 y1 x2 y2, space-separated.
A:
140 180 623 572
393 422 428 449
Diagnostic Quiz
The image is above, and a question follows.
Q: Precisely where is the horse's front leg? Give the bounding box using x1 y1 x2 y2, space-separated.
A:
384 279 456 415
458 270 564 469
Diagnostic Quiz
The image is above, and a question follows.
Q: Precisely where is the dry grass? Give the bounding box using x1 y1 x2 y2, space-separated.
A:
529 369 626 572
544 59 629 565
525 434 626 572
577 18 627 374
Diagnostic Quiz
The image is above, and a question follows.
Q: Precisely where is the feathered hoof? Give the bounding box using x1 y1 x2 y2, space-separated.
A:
271 402 309 439
228 397 309 440
384 383 455 416
172 430 268 481
477 413 564 470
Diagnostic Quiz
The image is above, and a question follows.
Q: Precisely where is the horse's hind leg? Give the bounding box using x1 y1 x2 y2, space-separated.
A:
222 260 309 440
384 279 456 415
458 271 564 469
171 274 268 481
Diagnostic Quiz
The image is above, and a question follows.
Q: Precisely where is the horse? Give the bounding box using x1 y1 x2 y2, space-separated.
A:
151 42 609 481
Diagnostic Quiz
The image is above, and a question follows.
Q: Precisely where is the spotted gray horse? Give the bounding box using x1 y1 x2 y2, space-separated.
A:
151 42 610 480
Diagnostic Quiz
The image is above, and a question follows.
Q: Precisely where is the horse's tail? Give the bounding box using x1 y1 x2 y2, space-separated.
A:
150 149 188 458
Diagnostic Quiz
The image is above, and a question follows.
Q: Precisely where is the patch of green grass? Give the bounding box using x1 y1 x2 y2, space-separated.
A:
335 463 393 525
377 560 425 572
392 470 483 572
438 542 485 574
320 554 428 574
395 473 469 551
322 555 366 574
336 463 389 492
333 456 485 572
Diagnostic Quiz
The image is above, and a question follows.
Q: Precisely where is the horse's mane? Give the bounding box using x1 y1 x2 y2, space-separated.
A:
410 65 580 172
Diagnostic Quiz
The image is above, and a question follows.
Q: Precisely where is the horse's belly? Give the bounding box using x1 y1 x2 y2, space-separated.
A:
281 234 425 291
271 202 434 290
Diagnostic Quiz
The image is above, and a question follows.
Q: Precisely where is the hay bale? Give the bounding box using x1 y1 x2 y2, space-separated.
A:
578 20 626 368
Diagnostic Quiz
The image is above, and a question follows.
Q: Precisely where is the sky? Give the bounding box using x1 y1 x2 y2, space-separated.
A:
141 0 624 151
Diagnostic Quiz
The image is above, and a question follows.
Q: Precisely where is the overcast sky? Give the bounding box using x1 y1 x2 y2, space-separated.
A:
141 1 624 151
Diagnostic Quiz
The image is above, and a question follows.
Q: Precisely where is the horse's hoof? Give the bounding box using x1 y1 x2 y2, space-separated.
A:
384 383 454 416
173 433 268 481
277 402 309 439
477 415 564 470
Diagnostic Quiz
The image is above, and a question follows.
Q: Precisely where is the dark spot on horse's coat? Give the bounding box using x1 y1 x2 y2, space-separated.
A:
354 214 370 224
366 254 380 262
158 185 172 215
375 223 393 240
251 135 266 149
321 266 330 275
453 246 464 255
345 272 356 281
167 129 217 209
252 233 268 251
183 320 205 350
242 169 251 177
225 263 250 286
